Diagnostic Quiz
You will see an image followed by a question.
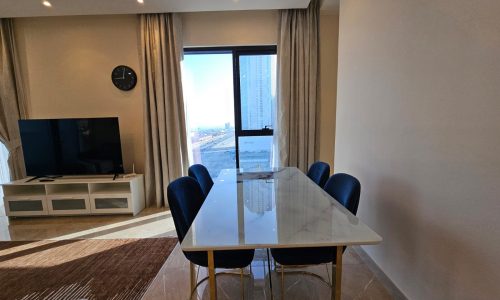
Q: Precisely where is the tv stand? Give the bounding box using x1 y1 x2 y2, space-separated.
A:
1 175 145 217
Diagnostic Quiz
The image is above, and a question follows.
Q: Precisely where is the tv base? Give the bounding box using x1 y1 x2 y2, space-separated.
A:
1 174 145 217
25 175 62 183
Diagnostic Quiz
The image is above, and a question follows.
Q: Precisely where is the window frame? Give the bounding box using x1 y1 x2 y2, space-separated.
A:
184 46 277 168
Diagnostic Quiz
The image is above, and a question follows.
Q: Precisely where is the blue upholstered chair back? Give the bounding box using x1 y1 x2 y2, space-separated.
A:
307 161 330 187
271 172 361 267
323 173 361 215
167 177 205 243
167 176 255 269
188 164 214 198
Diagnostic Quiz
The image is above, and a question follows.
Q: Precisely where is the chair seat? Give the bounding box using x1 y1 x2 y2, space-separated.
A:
184 249 255 269
271 247 340 266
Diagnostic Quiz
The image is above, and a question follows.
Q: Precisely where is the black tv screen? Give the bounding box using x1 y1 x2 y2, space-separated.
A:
19 118 124 176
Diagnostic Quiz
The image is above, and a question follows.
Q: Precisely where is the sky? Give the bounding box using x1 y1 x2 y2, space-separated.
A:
182 52 277 130
182 53 235 129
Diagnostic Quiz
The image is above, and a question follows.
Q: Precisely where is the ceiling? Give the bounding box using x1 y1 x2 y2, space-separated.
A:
0 0 313 18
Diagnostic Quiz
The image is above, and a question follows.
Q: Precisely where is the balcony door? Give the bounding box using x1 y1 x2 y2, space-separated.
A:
182 46 277 177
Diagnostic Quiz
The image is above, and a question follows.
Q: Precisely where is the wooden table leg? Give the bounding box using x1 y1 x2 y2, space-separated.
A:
333 246 343 300
208 250 217 300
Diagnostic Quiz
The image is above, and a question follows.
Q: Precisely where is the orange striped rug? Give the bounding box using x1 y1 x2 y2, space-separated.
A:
0 238 177 300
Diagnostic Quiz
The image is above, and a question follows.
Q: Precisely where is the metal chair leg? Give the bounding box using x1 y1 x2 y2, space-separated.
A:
266 249 274 300
331 262 335 300
326 263 331 285
281 265 285 300
240 268 244 299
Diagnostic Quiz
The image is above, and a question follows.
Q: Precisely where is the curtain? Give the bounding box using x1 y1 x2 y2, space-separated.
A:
140 14 189 208
0 19 28 181
276 0 320 172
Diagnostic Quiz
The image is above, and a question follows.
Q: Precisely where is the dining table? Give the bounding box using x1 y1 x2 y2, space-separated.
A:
180 167 382 299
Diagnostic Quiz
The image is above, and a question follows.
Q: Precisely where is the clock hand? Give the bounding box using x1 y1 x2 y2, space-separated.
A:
121 68 125 79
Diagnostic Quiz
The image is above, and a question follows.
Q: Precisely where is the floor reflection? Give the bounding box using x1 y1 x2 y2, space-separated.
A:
144 246 397 300
0 208 175 241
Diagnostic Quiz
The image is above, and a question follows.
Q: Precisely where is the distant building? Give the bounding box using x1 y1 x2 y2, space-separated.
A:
239 56 275 130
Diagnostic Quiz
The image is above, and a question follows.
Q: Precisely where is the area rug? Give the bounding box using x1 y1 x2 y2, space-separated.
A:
0 238 178 300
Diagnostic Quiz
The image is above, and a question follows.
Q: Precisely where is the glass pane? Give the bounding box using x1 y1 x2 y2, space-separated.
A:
52 199 86 210
0 142 9 215
239 54 277 131
9 200 43 212
238 136 274 170
182 53 236 178
95 198 128 209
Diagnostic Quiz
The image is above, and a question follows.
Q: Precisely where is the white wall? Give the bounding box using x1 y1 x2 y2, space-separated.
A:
336 0 500 299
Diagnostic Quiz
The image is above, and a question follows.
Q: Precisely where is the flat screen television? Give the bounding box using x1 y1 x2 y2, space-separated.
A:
18 117 124 177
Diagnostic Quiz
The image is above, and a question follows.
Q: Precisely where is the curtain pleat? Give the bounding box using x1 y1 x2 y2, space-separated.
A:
276 0 319 172
0 18 28 180
140 14 189 208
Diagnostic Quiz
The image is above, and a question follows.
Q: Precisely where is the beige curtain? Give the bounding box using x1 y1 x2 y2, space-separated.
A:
0 19 28 180
140 14 189 208
276 0 320 172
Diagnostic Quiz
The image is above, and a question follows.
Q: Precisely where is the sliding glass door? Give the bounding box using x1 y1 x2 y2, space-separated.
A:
182 46 277 177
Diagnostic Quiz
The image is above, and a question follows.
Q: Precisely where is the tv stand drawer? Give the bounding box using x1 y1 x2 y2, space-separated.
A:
47 195 91 215
90 194 132 214
4 196 48 216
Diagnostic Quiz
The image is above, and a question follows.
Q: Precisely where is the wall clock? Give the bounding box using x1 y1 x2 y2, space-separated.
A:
111 65 137 91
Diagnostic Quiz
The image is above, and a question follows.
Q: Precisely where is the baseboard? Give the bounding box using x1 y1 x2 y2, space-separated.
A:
352 246 408 300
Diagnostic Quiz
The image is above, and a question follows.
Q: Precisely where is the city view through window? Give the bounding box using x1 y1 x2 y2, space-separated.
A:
182 50 277 178
0 143 10 215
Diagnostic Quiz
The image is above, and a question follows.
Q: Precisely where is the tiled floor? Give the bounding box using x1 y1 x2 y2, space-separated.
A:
0 206 398 299
0 207 176 241
143 245 396 300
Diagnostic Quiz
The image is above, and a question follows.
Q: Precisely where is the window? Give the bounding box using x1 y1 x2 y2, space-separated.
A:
0 142 10 215
182 46 277 177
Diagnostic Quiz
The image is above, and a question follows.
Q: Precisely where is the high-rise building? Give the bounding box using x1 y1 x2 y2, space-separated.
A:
239 55 275 130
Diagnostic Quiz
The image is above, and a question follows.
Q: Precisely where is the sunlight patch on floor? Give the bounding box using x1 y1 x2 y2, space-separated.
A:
50 211 174 240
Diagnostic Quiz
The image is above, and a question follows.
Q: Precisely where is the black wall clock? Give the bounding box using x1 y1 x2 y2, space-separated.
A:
111 65 137 91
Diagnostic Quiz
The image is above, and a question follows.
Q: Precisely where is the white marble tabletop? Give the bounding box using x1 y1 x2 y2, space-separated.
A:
181 167 382 252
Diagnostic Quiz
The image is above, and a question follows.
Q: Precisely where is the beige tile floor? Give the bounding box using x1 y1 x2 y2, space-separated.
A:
143 245 397 300
0 206 400 299
0 206 176 241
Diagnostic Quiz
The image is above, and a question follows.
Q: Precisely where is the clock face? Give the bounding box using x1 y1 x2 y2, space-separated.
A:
111 65 137 91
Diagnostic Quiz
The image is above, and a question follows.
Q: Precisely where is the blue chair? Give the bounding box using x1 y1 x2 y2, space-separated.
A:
323 173 361 215
167 177 254 295
270 173 361 298
188 164 214 198
306 161 330 187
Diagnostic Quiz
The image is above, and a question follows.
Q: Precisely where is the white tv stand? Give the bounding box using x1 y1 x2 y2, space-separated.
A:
1 175 145 217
